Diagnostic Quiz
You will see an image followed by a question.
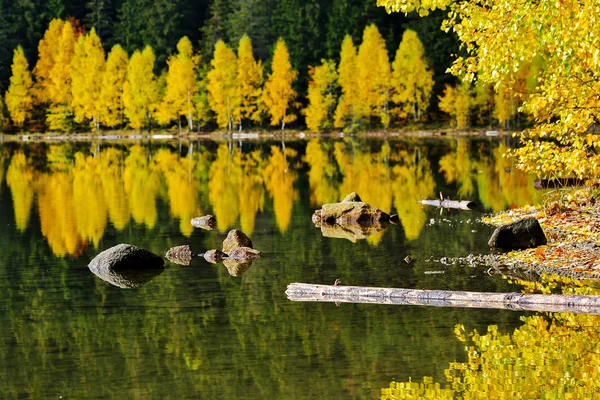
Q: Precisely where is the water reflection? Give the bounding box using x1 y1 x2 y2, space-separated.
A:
382 311 600 399
3 138 538 257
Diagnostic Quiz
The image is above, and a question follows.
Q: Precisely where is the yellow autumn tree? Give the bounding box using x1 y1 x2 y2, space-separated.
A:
334 35 358 129
71 28 106 131
263 146 298 232
263 38 298 130
304 60 338 132
33 19 65 104
207 40 239 131
123 46 159 130
235 35 263 129
5 46 34 128
378 0 600 179
156 36 199 130
47 21 76 131
438 81 472 129
355 24 392 128
99 45 129 128
391 29 434 121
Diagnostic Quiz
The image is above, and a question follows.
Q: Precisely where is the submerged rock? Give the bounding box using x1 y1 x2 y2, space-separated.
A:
88 244 164 288
222 229 253 252
191 215 217 230
488 217 547 250
165 245 193 266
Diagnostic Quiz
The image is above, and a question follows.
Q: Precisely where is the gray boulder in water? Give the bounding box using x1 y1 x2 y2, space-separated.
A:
88 244 164 288
488 217 547 250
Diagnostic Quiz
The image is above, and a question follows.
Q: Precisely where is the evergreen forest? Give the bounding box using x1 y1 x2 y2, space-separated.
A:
0 0 532 133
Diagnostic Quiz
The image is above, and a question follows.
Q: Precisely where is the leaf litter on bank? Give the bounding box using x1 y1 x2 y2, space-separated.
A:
481 189 600 280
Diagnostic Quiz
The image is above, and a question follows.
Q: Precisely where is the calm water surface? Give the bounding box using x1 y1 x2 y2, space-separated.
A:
1 137 598 399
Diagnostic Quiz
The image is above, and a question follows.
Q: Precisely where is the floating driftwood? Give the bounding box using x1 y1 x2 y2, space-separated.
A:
419 199 477 210
286 283 600 315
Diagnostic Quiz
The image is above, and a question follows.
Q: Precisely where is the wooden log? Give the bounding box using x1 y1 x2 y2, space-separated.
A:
419 199 477 210
286 283 600 315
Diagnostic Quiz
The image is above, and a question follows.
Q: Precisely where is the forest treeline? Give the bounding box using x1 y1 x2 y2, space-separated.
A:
0 3 535 133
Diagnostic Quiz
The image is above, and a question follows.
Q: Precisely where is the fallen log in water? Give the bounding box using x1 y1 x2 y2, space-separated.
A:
419 199 477 210
286 283 600 315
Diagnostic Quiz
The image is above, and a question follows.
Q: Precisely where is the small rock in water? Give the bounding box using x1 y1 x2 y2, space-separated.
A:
227 246 261 260
390 214 400 224
223 229 253 252
191 215 217 230
203 249 227 264
488 217 547 250
165 245 193 266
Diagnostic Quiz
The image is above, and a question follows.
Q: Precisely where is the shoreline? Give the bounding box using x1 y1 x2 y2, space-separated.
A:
0 128 513 142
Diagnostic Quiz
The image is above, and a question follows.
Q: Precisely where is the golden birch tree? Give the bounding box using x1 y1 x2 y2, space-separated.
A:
235 34 263 129
123 46 159 130
33 19 65 105
207 40 239 131
263 38 298 130
304 60 338 132
99 45 129 128
71 28 106 131
378 0 600 178
391 29 434 121
5 46 34 128
334 35 358 129
355 25 392 128
156 36 199 130
47 22 76 131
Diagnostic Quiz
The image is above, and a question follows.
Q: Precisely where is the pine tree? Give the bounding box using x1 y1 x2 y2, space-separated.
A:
71 28 106 131
156 36 199 130
235 34 263 129
207 40 238 131
5 46 34 128
304 60 338 132
46 21 75 131
334 35 357 129
391 29 434 121
33 18 65 104
123 46 158 130
99 45 128 128
355 24 392 127
0 95 8 131
85 0 114 45
263 38 297 130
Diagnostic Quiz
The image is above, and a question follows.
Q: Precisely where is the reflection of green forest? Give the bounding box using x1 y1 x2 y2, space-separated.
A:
3 138 538 257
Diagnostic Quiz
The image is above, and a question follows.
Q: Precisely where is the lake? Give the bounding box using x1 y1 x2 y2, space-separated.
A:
1 136 599 399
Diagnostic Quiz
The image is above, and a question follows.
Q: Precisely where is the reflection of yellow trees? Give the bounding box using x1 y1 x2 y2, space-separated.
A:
37 173 82 257
6 152 34 231
155 149 200 236
304 139 339 205
99 148 129 230
439 139 475 198
440 140 538 212
263 146 298 233
73 153 107 247
383 313 600 399
123 145 160 229
334 141 393 213
208 144 265 233
392 150 435 240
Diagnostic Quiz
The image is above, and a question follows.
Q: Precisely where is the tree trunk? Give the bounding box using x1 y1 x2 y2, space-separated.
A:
286 283 600 315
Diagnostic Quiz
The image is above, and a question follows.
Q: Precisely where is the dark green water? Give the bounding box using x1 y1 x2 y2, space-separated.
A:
2 137 594 399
